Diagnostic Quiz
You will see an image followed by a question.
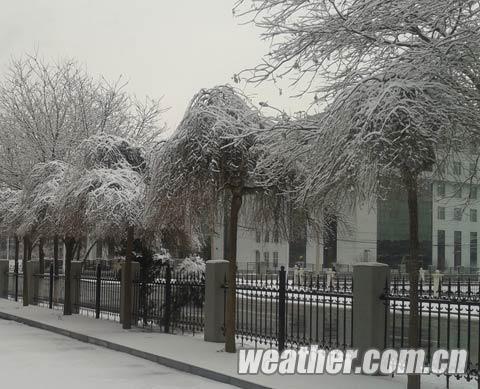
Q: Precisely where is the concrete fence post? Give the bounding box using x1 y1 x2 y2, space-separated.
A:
352 262 389 365
120 261 140 324
0 260 9 298
70 261 82 314
26 260 40 305
204 259 228 342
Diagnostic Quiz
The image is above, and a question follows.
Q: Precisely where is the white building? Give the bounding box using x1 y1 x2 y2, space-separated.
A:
318 159 480 270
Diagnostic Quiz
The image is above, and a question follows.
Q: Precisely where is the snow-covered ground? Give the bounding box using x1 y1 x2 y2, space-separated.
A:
0 319 234 389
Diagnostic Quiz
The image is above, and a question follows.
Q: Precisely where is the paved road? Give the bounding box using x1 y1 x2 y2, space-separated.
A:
0 319 234 389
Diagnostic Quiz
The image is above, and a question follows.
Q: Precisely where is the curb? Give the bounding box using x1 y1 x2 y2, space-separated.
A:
0 311 271 389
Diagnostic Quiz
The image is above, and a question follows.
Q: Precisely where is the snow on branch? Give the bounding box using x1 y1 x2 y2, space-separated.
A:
65 167 144 239
292 63 477 211
16 161 66 238
76 133 146 172
234 0 480 99
59 134 146 240
0 187 23 234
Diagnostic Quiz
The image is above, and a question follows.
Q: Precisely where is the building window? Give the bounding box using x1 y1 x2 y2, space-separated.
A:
454 231 462 267
471 209 478 223
255 231 261 243
437 182 445 197
263 251 269 266
264 230 269 243
471 232 478 268
437 207 445 220
454 208 463 221
273 252 279 268
437 230 445 270
470 186 478 200
255 250 260 263
453 162 462 176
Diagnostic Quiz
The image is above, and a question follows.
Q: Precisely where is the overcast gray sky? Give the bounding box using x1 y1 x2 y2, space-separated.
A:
0 0 311 132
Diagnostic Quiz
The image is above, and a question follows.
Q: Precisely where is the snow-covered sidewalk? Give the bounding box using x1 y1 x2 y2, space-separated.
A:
0 299 472 389
0 319 234 389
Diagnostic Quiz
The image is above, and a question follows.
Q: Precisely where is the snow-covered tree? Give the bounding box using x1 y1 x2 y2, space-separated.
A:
0 54 165 189
59 134 146 320
15 161 66 274
147 85 286 352
0 187 22 235
236 3 480 387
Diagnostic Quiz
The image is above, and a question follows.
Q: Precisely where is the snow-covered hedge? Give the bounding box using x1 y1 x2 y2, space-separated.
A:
175 255 206 274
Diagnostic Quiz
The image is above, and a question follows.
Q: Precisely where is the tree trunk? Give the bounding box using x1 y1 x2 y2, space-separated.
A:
14 236 19 300
22 236 30 306
405 174 421 389
123 226 134 329
39 238 45 274
82 240 98 263
63 236 76 315
14 235 19 273
225 189 243 353
53 235 59 276
76 239 82 261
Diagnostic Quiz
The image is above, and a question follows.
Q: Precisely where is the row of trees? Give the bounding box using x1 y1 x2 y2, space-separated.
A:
0 55 163 321
0 56 299 341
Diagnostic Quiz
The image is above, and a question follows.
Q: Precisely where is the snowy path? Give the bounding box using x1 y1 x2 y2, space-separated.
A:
0 319 234 389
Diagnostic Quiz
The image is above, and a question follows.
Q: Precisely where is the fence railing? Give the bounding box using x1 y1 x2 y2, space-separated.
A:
225 267 353 351
33 268 64 308
381 276 480 382
132 264 205 335
7 264 120 319
75 265 121 320
7 271 23 301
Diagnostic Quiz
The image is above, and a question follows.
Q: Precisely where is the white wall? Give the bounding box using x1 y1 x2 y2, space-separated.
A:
210 223 288 270
337 204 377 265
305 233 322 271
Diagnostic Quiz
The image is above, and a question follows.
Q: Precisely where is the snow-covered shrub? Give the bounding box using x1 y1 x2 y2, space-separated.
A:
175 255 206 274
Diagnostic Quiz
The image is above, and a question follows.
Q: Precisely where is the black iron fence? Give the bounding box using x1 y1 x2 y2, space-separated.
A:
6 264 120 318
34 267 60 308
226 266 353 351
132 264 205 335
381 276 480 383
7 271 23 301
75 265 121 320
